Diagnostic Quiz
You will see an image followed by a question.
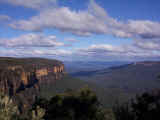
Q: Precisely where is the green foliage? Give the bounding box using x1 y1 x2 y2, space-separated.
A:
113 92 160 120
40 75 130 108
0 94 19 120
31 106 45 120
113 102 134 120
103 109 115 120
34 87 106 120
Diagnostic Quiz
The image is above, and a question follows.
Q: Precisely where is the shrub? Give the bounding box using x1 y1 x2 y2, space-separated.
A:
33 87 106 120
113 91 160 120
0 93 19 120
31 106 45 120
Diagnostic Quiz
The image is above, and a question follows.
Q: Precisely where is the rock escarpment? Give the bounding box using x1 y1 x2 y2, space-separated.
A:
0 57 65 111
0 65 64 95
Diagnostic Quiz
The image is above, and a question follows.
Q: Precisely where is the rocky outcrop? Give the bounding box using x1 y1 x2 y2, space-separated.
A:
36 68 48 78
0 57 65 112
0 64 65 96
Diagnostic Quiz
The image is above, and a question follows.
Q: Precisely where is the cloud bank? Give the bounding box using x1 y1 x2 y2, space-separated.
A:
0 0 160 61
7 0 160 40
0 0 57 10
0 33 64 47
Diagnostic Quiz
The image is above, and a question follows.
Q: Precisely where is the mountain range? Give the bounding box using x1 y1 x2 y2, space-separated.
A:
63 61 131 73
69 61 160 94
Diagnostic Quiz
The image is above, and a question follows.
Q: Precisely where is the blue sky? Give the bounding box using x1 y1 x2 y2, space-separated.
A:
0 0 160 61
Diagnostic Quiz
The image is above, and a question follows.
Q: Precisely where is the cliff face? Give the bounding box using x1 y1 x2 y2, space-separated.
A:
0 57 65 111
0 64 65 96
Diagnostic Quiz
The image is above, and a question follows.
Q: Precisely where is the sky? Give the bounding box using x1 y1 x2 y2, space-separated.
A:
0 0 160 61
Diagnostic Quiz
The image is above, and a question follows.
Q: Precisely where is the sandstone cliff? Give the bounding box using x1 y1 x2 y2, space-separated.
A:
0 57 65 112
0 65 64 95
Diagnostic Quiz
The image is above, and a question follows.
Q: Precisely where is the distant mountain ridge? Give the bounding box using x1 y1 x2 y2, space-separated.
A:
133 61 160 66
70 61 160 94
64 61 131 73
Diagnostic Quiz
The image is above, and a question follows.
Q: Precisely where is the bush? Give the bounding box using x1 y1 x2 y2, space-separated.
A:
31 106 45 120
0 93 19 120
113 91 160 120
33 87 106 120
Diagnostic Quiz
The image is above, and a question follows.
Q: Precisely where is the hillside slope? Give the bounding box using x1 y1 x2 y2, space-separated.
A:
40 75 131 108
71 61 160 94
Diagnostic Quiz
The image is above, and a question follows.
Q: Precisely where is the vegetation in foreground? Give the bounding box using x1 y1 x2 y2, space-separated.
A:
113 91 160 120
0 87 160 120
34 87 107 120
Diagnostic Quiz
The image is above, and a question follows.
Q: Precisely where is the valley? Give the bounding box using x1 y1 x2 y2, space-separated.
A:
0 57 159 120
67 61 160 94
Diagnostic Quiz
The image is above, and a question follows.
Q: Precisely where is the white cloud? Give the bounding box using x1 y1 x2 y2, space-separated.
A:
10 6 109 35
0 15 11 25
89 44 125 53
0 33 64 47
0 15 11 21
0 41 160 60
8 0 116 36
29 49 72 56
0 0 57 10
76 44 160 60
126 20 160 39
8 0 160 40
134 38 160 50
0 47 72 58
1 0 160 61
64 38 79 42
